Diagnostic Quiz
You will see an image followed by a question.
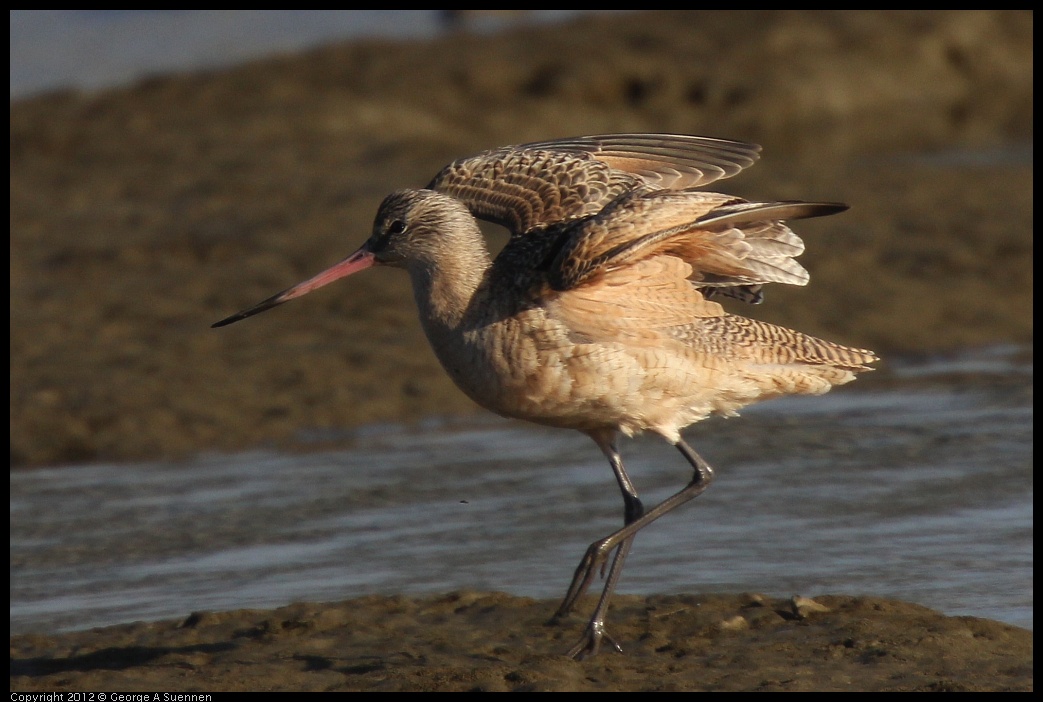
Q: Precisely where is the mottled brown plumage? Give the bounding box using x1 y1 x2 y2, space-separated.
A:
213 134 877 659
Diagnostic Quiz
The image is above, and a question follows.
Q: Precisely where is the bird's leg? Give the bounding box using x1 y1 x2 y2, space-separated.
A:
553 433 640 658
595 435 645 580
557 437 716 659
555 434 641 616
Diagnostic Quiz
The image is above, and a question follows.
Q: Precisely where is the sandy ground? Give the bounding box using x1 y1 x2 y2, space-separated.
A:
10 10 1032 692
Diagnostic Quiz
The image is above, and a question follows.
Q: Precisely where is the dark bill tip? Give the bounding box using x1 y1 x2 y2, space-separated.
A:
211 290 291 328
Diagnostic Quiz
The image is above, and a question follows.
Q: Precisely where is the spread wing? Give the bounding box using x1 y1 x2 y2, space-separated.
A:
427 134 761 236
541 196 876 373
544 189 847 297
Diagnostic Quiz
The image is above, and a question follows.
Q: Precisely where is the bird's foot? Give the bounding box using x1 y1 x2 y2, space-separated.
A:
565 618 623 660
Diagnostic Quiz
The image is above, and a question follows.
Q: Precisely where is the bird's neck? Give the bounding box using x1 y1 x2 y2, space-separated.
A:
406 225 492 333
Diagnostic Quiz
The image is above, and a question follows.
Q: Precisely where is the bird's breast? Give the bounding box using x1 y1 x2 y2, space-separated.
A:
420 306 697 435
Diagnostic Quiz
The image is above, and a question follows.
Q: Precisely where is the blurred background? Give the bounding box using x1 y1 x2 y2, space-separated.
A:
10 11 611 100
10 9 1032 466
10 11 1032 635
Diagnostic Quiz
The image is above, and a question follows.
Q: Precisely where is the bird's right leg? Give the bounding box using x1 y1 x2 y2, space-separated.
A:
555 436 716 658
555 431 642 620
552 431 642 658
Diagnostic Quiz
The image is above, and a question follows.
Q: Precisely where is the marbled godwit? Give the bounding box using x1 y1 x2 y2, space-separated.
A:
213 134 877 659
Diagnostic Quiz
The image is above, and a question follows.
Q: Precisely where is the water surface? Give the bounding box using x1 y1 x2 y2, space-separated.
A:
10 346 1032 634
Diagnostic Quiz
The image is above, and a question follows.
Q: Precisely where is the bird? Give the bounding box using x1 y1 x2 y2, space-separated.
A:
212 133 878 659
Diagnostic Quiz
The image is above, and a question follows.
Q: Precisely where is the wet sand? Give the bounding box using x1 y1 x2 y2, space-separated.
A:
9 11 1033 691
10 593 1033 692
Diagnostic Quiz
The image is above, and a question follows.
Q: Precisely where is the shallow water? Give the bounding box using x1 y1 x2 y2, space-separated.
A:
10 345 1032 635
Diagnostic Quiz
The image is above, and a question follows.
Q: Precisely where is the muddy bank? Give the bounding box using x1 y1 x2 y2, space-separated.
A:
9 592 1033 692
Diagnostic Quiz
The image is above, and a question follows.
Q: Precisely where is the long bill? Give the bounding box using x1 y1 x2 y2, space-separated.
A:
211 247 376 328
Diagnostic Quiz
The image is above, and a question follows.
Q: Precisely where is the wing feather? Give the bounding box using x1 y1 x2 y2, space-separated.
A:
428 134 761 235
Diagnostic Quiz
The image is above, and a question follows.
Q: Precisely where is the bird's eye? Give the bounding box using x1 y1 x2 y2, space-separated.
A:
387 220 407 235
